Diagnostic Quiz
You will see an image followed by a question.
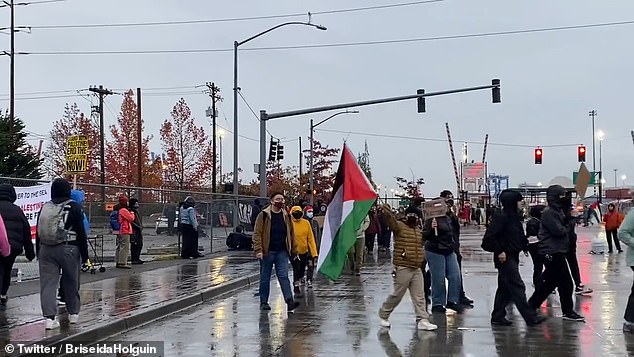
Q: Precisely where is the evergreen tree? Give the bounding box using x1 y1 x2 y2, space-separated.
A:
357 141 376 189
0 113 42 178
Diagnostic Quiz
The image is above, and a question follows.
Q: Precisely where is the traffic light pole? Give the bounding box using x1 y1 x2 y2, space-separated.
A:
258 80 501 197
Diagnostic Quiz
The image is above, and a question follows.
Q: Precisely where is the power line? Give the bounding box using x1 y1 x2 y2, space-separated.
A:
0 0 65 8
0 85 203 98
26 0 443 29
20 19 634 56
237 90 276 138
316 128 582 148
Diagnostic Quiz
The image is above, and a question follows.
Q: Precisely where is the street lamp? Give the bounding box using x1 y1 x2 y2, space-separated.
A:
309 110 359 205
217 128 225 180
233 21 327 207
614 168 618 188
597 130 604 202
622 174 628 187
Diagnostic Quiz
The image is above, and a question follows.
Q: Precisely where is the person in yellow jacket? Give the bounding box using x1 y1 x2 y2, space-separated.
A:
290 206 318 297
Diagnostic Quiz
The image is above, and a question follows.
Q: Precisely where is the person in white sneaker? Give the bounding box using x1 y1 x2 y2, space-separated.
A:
378 204 437 331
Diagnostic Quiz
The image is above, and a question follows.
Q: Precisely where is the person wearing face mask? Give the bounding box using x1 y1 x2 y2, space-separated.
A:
303 205 321 250
485 189 546 326
128 198 144 265
378 204 437 331
603 203 625 254
290 206 318 294
528 185 585 322
252 192 300 313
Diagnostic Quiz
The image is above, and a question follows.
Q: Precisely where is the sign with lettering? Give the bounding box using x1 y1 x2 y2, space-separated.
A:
422 198 448 219
14 183 52 241
66 135 89 174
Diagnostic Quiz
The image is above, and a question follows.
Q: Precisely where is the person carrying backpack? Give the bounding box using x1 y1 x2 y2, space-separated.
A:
0 184 35 305
36 178 89 330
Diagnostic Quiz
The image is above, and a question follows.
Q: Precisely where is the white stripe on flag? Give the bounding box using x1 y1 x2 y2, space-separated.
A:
316 199 354 272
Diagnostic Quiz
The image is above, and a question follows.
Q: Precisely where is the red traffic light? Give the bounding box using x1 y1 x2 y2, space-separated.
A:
534 148 543 164
578 145 586 162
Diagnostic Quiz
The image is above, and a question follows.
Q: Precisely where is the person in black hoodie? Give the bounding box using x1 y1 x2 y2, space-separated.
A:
129 198 144 264
36 178 89 330
0 184 36 305
526 205 545 290
527 185 585 322
486 189 546 326
423 196 463 314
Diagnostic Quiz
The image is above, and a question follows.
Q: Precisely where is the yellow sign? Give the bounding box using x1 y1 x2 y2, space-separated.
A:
66 135 89 174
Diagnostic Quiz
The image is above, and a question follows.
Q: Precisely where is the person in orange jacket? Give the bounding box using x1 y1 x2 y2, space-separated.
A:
290 206 318 296
603 203 625 253
116 196 135 268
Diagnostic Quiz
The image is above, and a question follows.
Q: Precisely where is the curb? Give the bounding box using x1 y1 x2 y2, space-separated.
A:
27 271 260 355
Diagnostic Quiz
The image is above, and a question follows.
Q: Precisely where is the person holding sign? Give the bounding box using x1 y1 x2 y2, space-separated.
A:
0 184 35 305
423 196 463 314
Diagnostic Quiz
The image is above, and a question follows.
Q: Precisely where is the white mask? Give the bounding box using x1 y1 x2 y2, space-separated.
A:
306 212 314 219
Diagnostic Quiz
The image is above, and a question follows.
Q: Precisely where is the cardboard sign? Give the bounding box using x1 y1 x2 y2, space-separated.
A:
66 135 89 174
422 199 447 219
575 163 591 199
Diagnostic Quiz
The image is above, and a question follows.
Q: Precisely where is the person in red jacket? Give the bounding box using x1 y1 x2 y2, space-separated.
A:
603 203 625 253
116 196 135 268
365 207 381 254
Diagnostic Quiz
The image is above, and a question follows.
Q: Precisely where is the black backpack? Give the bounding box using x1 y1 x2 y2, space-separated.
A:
526 217 541 238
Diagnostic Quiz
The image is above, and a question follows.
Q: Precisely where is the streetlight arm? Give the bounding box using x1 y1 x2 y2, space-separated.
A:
237 22 326 47
313 110 359 128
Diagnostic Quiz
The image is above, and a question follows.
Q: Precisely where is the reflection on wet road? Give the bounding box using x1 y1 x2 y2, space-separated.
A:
105 228 634 356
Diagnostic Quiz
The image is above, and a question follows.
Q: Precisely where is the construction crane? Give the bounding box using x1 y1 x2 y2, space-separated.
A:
445 123 462 201
478 134 489 192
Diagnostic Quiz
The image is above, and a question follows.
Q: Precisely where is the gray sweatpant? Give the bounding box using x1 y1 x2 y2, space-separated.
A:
39 244 81 318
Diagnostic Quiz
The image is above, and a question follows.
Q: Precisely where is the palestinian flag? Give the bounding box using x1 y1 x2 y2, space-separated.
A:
316 144 377 280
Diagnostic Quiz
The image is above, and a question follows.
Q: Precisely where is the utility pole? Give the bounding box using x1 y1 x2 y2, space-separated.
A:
299 136 303 178
89 85 113 203
206 82 221 193
136 88 142 201
9 0 14 132
590 110 597 198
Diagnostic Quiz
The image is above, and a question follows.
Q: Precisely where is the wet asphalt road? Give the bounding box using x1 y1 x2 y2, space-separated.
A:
102 226 634 356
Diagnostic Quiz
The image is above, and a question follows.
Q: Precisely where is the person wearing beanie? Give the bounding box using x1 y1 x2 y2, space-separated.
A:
116 195 134 268
36 178 89 330
485 189 546 326
128 198 144 264
290 206 318 293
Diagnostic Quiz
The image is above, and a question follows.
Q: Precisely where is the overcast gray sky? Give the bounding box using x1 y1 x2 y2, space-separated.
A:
2 0 633 197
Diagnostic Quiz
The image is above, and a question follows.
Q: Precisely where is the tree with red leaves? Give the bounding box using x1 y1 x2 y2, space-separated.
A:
104 90 156 189
304 138 340 202
45 103 100 183
160 98 213 191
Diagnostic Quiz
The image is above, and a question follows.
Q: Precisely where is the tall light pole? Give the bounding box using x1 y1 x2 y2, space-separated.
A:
597 130 604 202
614 168 618 188
623 174 628 187
309 110 359 205
589 110 597 197
218 128 225 181
233 21 327 208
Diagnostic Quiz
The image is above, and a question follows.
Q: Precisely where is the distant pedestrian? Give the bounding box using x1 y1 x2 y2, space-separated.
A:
527 185 585 322
484 189 546 326
603 203 624 253
618 208 634 333
290 206 318 294
365 206 381 255
0 184 35 305
563 193 592 295
347 215 370 276
377 208 392 253
129 198 144 265
180 196 202 259
526 205 545 289
252 192 299 313
378 204 437 331
226 226 252 251
37 178 89 330
115 196 134 268
303 205 321 250
164 204 177 236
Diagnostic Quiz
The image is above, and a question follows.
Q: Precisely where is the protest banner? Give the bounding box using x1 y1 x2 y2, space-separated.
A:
14 183 51 241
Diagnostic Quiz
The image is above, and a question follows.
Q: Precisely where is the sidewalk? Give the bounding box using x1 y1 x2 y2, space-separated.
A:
0 251 260 349
12 227 233 281
103 225 634 356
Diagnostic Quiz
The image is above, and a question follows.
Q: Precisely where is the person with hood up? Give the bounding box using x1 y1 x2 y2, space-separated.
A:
115 196 134 268
290 206 318 295
525 205 545 289
378 204 437 331
618 206 634 332
128 198 144 264
180 196 203 259
0 184 35 305
563 192 592 295
423 195 463 314
303 205 321 250
603 203 624 253
485 189 546 326
36 178 89 329
527 185 585 322
252 192 300 313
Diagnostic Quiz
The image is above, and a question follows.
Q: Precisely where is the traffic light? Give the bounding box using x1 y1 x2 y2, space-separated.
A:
534 148 543 164
277 144 284 160
417 89 426 113
492 79 501 103
268 140 277 161
578 145 586 162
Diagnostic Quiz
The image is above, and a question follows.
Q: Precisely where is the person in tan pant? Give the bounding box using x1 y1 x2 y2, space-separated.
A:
378 204 437 331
